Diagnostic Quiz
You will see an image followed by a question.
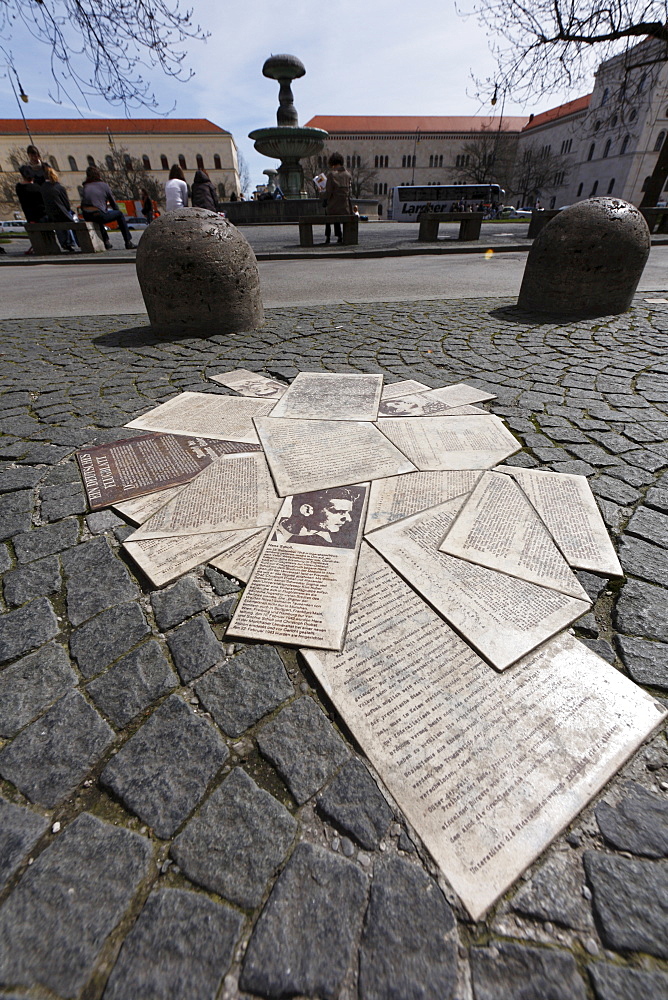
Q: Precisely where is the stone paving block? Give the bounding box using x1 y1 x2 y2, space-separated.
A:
0 641 78 737
597 498 630 535
172 767 297 908
0 597 59 665
0 689 114 807
595 781 668 858
645 485 668 514
195 645 293 738
86 639 178 728
0 543 10 574
359 854 457 1000
69 602 150 679
209 596 237 623
615 578 668 643
256 696 350 805
625 448 667 473
317 758 393 851
616 635 668 689
606 463 655 488
0 794 48 891
103 887 243 1000
588 962 668 1000
100 695 228 838
85 509 124 534
470 942 588 1000
204 565 240 595
619 535 666 587
150 576 209 632
3 555 61 607
584 850 668 959
550 459 595 476
580 637 616 663
576 571 609 602
166 615 223 683
626 506 668 548
240 841 368 1000
0 812 152 998
0 491 33 541
590 475 642 505
62 536 139 625
13 518 80 564
0 467 43 493
17 443 74 465
511 853 593 931
42 461 83 485
40 483 88 522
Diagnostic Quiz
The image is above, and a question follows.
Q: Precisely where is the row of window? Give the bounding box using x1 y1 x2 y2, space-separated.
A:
373 182 388 195
455 154 469 167
6 152 224 173
428 155 444 167
576 178 616 197
586 134 639 161
374 155 389 168
401 155 416 168
560 139 573 155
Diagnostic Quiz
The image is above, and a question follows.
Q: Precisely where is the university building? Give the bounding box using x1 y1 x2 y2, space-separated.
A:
0 118 240 215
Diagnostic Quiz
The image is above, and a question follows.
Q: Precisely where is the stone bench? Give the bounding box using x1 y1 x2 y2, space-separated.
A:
25 221 106 255
417 212 484 242
639 207 668 233
298 215 358 247
527 210 560 239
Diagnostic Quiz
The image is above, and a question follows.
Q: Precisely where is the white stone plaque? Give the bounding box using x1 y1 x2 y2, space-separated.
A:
302 544 666 920
497 467 623 577
367 499 590 670
426 383 497 407
125 392 275 443
365 471 483 531
208 369 286 398
113 484 184 525
209 528 270 583
227 484 369 650
254 416 416 496
127 452 281 540
124 528 258 588
268 372 383 421
439 472 590 600
377 394 475 418
377 415 520 470
381 379 432 400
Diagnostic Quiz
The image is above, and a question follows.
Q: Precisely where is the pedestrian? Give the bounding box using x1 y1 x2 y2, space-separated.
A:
230 191 238 201
165 165 189 211
15 165 46 256
140 187 154 223
191 169 219 211
324 152 353 245
41 164 79 252
25 145 46 185
80 166 137 250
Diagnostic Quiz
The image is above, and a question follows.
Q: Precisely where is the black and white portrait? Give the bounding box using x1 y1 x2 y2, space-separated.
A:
273 486 365 548
378 398 423 416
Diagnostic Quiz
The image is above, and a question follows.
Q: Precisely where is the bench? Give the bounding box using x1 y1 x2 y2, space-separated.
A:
417 212 484 242
24 221 106 255
298 215 359 247
639 207 668 233
527 210 560 238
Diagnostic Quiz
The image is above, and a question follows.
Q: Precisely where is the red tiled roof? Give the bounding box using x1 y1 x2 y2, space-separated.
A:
523 95 592 130
0 118 229 136
305 115 529 133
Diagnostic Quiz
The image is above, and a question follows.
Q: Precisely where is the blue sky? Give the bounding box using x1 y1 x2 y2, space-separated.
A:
0 0 592 189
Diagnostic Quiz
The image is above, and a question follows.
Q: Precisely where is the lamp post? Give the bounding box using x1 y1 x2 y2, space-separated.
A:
5 62 34 145
411 128 420 184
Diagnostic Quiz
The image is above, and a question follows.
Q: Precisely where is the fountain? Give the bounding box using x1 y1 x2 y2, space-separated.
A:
249 54 327 199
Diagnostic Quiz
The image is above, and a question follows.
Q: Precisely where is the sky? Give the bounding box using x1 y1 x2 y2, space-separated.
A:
0 0 594 189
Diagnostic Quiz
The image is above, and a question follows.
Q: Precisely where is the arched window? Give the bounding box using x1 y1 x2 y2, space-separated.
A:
603 139 611 158
196 154 204 169
373 182 378 195
178 154 187 169
123 154 132 169
68 156 78 171
217 183 226 199
105 155 114 170
641 175 651 191
610 113 618 128
621 134 630 154
593 120 601 132
214 154 222 170
549 196 556 209
439 155 443 167
142 154 151 169
577 182 583 197
601 87 609 106
629 108 638 121
384 156 388 168
87 155 95 167
587 143 595 161
160 154 169 170
607 178 615 194
49 156 59 171
590 180 598 196
638 72 647 93
655 131 666 152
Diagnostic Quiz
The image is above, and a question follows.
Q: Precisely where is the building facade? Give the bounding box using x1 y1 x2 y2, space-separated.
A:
0 118 239 216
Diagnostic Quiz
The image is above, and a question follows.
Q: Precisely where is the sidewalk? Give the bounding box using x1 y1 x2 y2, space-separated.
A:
0 296 667 999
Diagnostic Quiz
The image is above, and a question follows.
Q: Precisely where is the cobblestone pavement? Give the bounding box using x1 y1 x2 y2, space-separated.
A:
0 298 667 1000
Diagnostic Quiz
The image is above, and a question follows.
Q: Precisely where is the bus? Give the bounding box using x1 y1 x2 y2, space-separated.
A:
388 184 505 221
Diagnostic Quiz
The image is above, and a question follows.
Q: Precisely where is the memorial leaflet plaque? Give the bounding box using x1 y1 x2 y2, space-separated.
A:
426 383 497 407
129 452 281 540
377 395 485 418
124 528 258 588
302 544 666 920
497 467 623 577
77 433 260 509
209 527 270 583
227 484 369 650
113 485 184 525
367 498 590 670
381 379 432 400
125 392 276 443
208 369 286 398
365 470 483 531
377 415 520 470
254 416 416 496
439 472 590 600
269 372 383 421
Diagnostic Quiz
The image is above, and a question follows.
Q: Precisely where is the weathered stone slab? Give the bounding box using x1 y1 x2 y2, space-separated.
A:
102 887 243 1000
165 615 223 683
378 414 520 471
584 851 668 958
615 579 668 643
69 602 150 679
195 645 293 737
87 640 178 728
0 598 59 665
0 641 78 737
13 518 80 564
595 781 668 858
239 842 368 1000
204 565 240 596
588 962 668 1000
359 854 457 1000
0 543 10 574
3 555 61 608
0 690 114 807
0 491 33 541
470 942 587 1000
0 467 43 493
270 372 382 421
0 795 48 891
62 536 139 625
85 509 125 535
317 758 392 850
150 576 209 631
256 696 350 804
511 853 593 930
617 635 668 690
619 535 666 587
100 695 228 838
0 812 152 997
171 767 297 908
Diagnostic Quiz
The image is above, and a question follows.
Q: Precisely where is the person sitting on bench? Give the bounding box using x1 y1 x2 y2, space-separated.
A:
80 166 136 250
41 164 79 252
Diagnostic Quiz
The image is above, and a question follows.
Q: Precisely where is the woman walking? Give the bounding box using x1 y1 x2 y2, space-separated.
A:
165 165 189 211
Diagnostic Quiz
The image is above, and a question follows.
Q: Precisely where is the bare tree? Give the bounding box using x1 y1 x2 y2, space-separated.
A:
510 143 569 205
95 146 163 204
0 144 53 211
237 150 250 197
451 128 517 192
1 0 207 111
348 156 378 199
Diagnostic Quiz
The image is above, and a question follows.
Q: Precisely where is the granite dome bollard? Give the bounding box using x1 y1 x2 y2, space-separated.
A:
136 209 264 336
517 198 650 317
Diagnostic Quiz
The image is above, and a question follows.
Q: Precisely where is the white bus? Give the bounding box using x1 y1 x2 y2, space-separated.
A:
388 184 505 221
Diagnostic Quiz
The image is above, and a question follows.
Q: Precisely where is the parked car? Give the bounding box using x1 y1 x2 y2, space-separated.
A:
0 219 27 232
125 216 149 230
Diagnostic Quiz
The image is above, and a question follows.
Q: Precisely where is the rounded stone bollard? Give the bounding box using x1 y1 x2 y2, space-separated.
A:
517 198 650 317
136 209 264 336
